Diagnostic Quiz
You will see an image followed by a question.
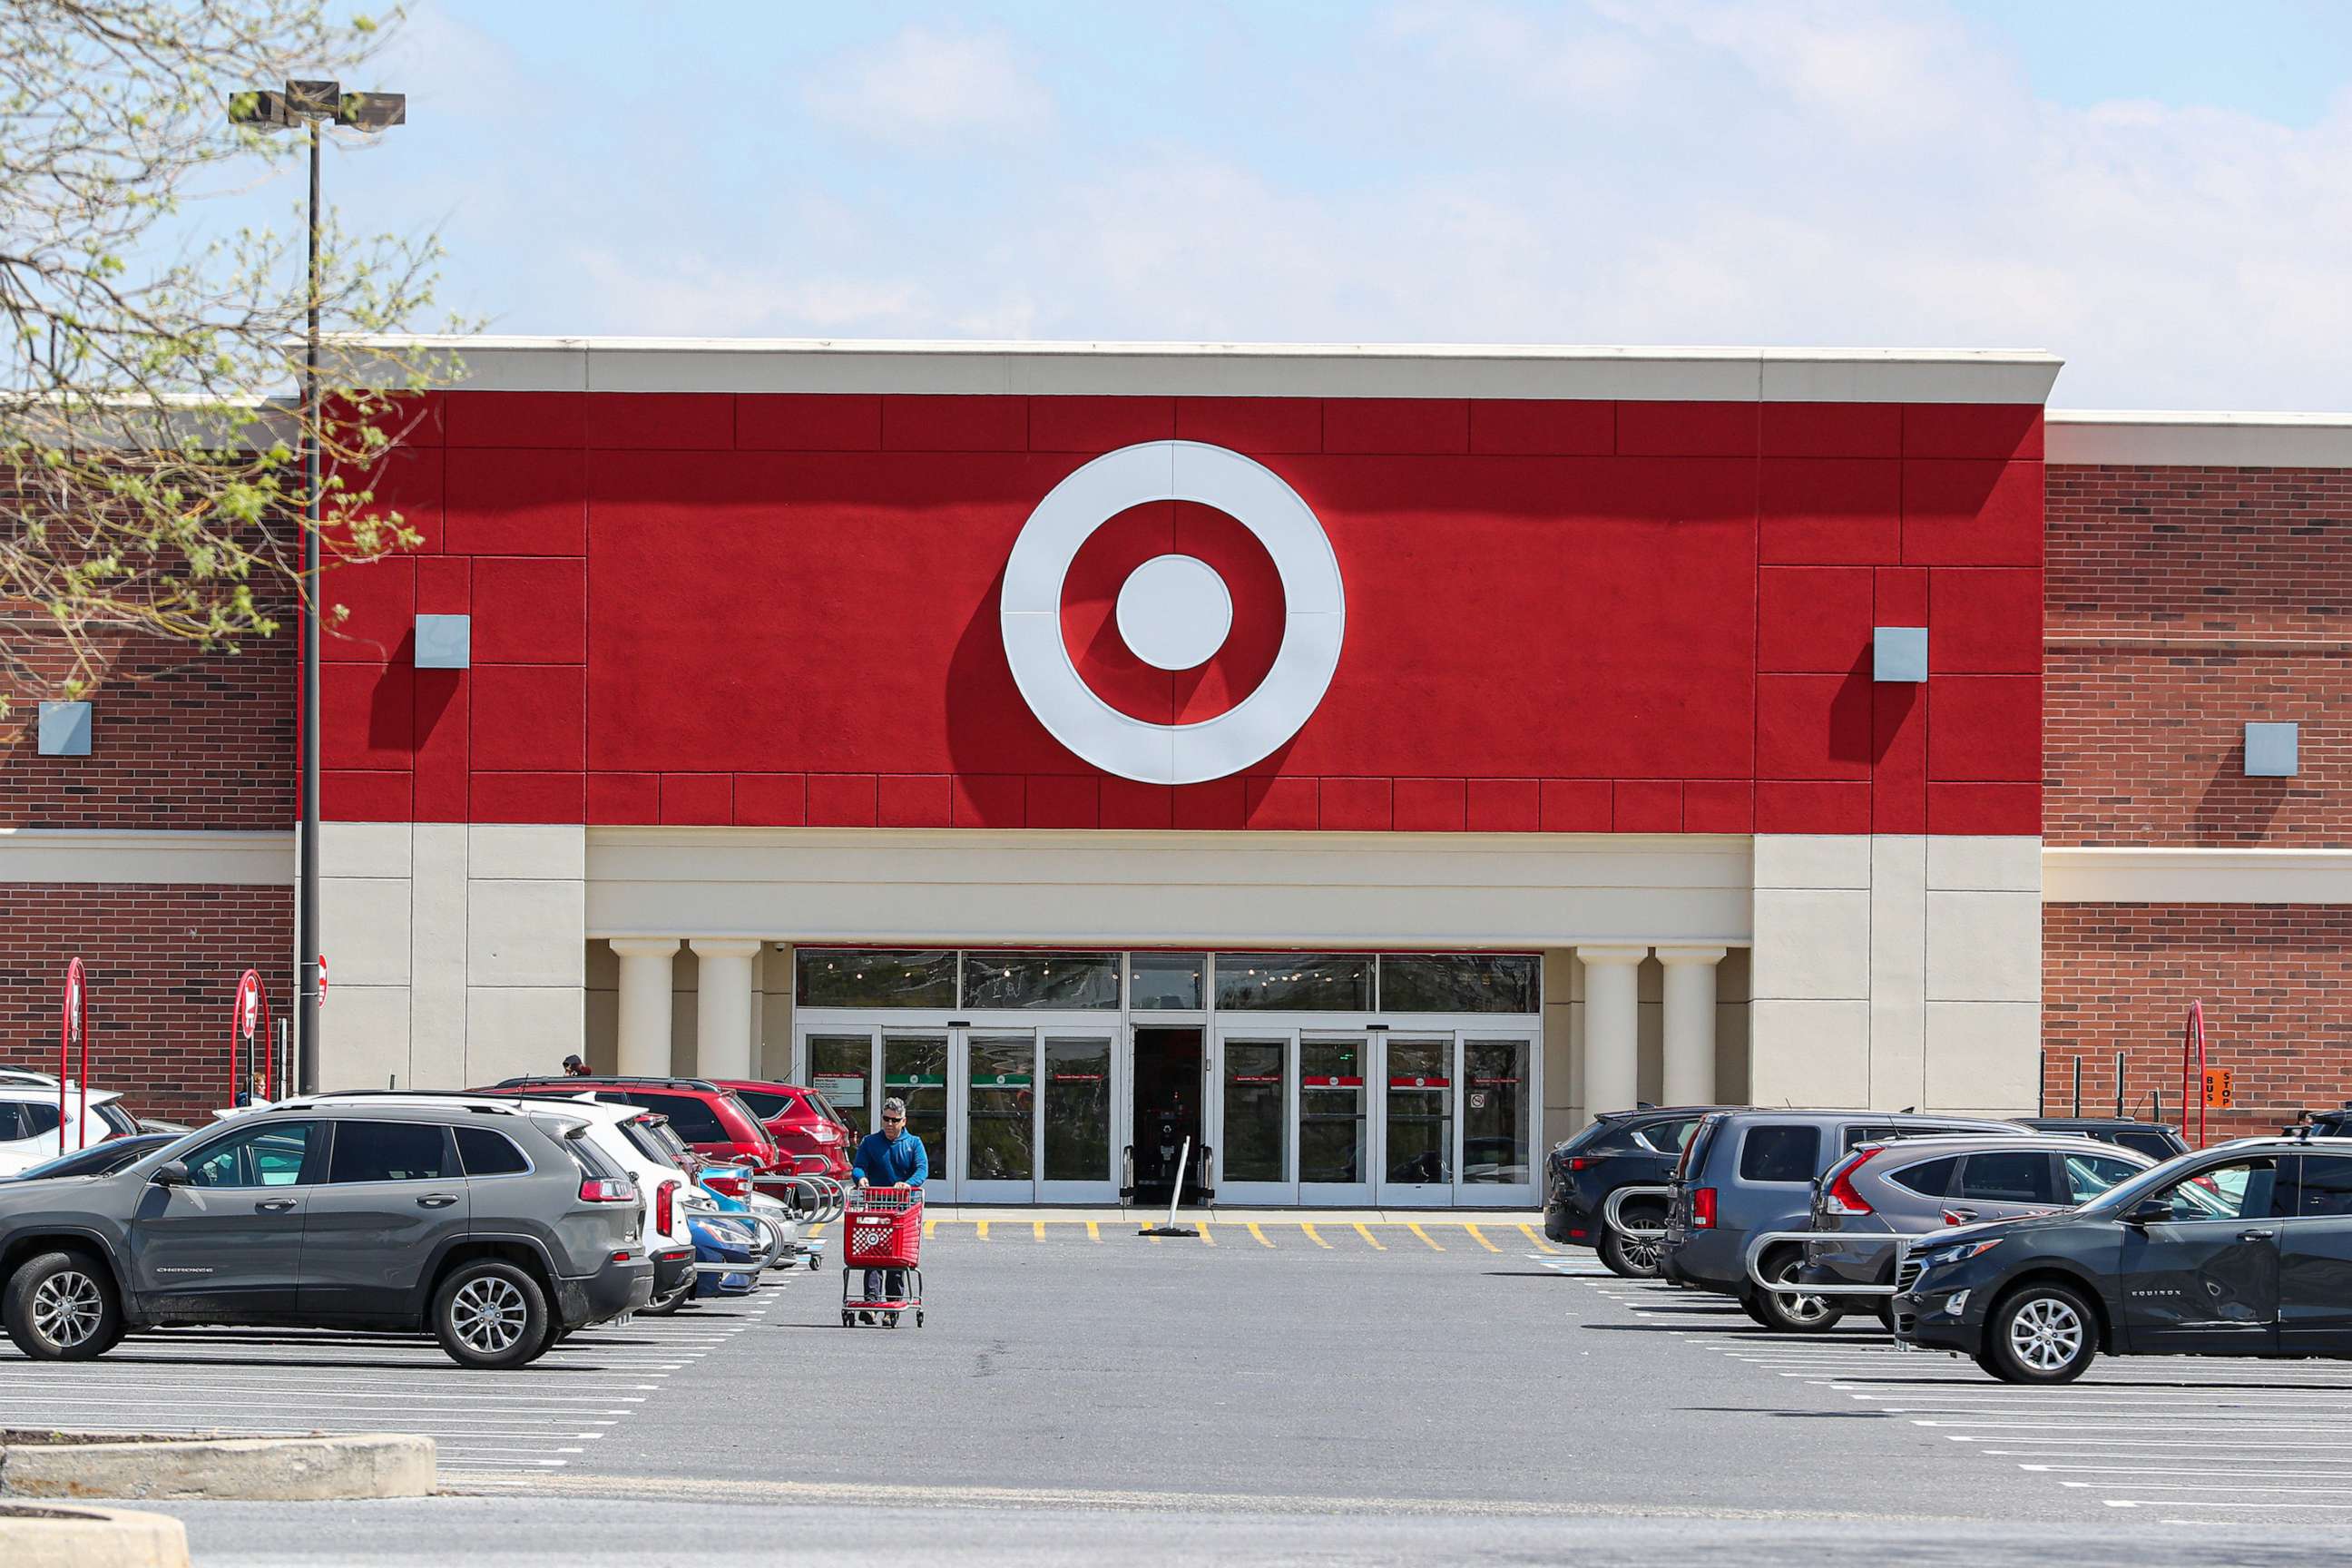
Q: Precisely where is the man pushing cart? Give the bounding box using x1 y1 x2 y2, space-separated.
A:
844 1095 926 1328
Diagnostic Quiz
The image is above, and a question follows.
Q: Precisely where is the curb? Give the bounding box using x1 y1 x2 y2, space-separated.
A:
0 1503 191 1568
0 1434 435 1502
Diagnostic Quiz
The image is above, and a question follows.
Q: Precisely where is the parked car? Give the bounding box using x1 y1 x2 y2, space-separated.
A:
0 1102 652 1368
687 1213 760 1298
1798 1133 2155 1312
5 1133 178 1181
0 1083 140 1175
711 1079 852 1179
1544 1104 1723 1275
488 1076 780 1171
2016 1118 2189 1161
1895 1135 2352 1382
1661 1108 2028 1331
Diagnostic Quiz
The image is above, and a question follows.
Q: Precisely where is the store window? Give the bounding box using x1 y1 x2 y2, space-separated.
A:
795 949 957 1009
1377 955 1539 1014
962 951 1119 1010
1129 952 1207 1011
1214 953 1374 1011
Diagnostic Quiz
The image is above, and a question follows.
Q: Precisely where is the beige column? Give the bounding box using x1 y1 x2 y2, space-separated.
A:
691 937 761 1081
611 937 680 1077
1576 945 1648 1122
1657 945 1729 1107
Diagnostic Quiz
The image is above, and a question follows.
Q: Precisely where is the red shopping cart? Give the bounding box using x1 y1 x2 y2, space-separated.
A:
841 1183 924 1328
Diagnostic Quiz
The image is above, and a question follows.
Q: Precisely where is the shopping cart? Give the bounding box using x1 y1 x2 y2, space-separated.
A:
840 1183 924 1328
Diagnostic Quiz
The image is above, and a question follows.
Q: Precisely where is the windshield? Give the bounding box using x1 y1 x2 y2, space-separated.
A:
1554 1116 1629 1158
2077 1149 2233 1217
7 1136 169 1180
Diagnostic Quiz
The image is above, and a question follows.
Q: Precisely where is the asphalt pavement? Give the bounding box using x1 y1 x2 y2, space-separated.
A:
13 1215 2342 1564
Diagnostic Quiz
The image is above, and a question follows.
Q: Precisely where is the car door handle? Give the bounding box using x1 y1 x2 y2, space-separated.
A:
255 1198 299 1213
416 1194 460 1209
2239 1229 2278 1241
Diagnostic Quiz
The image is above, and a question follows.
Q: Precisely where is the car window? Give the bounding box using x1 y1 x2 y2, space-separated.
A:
1842 1124 1903 1151
19 1102 62 1139
2063 1153 2145 1203
2114 1131 2180 1161
1956 1150 2057 1204
455 1126 532 1177
1740 1124 1820 1183
95 1102 140 1136
595 1091 727 1142
734 1089 796 1120
805 1089 845 1125
1888 1155 1959 1198
1638 1119 1699 1154
2151 1158 2278 1221
328 1121 454 1183
0 1103 22 1141
186 1121 318 1188
2289 1155 2352 1218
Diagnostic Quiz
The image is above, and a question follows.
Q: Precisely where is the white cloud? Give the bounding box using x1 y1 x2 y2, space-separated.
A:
805 24 1050 146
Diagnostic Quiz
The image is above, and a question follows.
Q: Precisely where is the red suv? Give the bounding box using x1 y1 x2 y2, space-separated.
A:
487 1076 780 1171
712 1079 853 1180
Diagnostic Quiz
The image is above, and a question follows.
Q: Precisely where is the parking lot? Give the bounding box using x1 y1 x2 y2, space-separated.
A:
12 1216 2336 1564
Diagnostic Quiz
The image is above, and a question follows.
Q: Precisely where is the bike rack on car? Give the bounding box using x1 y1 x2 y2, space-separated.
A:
1601 1183 1675 1240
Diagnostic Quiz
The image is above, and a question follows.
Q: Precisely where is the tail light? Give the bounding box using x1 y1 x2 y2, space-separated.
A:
1691 1187 1717 1229
655 1179 678 1234
579 1177 637 1203
1567 1156 1592 1172
703 1172 748 1198
1822 1149 1882 1217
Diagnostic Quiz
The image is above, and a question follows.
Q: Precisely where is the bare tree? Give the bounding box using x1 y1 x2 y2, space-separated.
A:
0 0 456 718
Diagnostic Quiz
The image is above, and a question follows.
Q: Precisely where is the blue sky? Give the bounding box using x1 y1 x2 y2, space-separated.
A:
241 1 2352 407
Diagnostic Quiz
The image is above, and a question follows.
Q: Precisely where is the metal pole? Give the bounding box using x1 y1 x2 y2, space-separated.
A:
2071 1056 2082 1118
2112 1049 2123 1119
297 117 323 1093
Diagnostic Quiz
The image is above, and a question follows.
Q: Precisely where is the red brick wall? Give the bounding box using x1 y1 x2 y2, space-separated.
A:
2043 903 2352 1140
2045 465 2349 847
0 883 290 1126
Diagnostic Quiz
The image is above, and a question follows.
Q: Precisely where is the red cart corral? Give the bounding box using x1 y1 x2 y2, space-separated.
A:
841 1184 924 1328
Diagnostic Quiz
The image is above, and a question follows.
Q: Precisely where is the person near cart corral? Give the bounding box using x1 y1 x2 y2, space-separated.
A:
853 1096 927 1321
561 1054 591 1077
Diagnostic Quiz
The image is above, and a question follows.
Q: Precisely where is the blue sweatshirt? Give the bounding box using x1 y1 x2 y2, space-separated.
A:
853 1128 928 1188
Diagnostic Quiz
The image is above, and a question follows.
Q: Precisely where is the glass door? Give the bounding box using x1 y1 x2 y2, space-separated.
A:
882 1031 952 1203
1217 1032 1293 1205
1460 1035 1535 1204
963 1030 1037 1202
806 1031 878 1142
1299 1034 1372 1206
1040 1033 1117 1203
1377 1035 1455 1207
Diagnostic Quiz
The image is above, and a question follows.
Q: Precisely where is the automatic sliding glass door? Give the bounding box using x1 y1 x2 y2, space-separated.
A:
1377 1036 1455 1208
1041 1034 1117 1202
1299 1035 1372 1205
882 1032 951 1202
1217 1034 1291 1204
1459 1034 1536 1205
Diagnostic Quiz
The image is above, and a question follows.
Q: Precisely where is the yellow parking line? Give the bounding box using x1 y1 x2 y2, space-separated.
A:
1085 1220 1101 1242
923 1219 936 1240
1406 1222 1446 1251
1300 1222 1333 1250
1352 1221 1387 1250
1199 1224 1217 1246
808 1223 826 1238
1465 1224 1503 1254
1246 1222 1276 1249
1145 1230 1161 1245
1518 1223 1559 1254
975 1220 990 1240
1033 1220 1047 1241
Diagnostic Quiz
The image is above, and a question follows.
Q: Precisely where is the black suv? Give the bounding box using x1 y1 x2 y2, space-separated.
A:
1544 1105 1721 1276
0 1102 652 1368
2016 1118 2189 1161
1895 1135 2352 1382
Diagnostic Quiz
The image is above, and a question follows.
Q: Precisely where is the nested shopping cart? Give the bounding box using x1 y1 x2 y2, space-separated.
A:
840 1183 924 1328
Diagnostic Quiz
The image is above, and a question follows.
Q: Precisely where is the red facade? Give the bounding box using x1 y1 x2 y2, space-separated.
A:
319 393 2045 834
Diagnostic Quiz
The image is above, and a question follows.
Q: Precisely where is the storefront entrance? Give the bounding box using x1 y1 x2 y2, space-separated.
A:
1130 1027 1207 1206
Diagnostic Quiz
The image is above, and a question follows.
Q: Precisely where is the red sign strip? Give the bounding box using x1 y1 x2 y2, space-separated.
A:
1388 1076 1452 1089
1303 1075 1364 1087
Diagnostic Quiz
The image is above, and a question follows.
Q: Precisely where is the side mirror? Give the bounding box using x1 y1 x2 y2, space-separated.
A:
150 1160 191 1188
2124 1197 2170 1226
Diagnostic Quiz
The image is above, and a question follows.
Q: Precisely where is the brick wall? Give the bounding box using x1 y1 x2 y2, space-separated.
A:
2045 465 2349 847
2043 903 2352 1140
0 883 291 1126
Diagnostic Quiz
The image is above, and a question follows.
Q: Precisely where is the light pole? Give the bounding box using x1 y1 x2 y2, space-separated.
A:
229 81 406 1093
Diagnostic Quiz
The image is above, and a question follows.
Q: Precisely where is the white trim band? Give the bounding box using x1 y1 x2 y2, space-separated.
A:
2047 410 2352 468
0 828 293 885
2043 846 2352 905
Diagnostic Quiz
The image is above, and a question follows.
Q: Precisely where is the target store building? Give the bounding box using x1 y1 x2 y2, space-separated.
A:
9 338 2347 1208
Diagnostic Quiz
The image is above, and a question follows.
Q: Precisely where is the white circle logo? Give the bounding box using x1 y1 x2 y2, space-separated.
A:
1000 441 1345 786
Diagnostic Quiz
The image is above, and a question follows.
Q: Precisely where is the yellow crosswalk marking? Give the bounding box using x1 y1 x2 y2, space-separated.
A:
1085 1220 1101 1242
975 1220 990 1240
1246 1222 1276 1249
1033 1220 1047 1241
1300 1222 1332 1250
1465 1224 1503 1254
1406 1222 1446 1251
1352 1221 1386 1250
1517 1222 1559 1254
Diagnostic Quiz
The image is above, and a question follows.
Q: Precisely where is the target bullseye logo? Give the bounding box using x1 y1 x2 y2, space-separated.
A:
1000 441 1345 786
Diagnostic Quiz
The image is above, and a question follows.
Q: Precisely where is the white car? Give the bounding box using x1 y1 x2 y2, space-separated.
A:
0 1083 138 1175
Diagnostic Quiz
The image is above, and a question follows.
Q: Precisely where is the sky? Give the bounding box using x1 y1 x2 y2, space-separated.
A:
230 0 2352 409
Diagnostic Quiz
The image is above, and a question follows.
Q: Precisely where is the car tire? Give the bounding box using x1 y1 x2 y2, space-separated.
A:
431 1260 551 1370
1752 1251 1845 1334
1977 1281 2097 1385
3 1250 122 1361
1598 1201 1667 1279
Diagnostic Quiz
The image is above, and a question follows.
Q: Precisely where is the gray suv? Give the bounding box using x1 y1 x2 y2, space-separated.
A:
0 1102 653 1369
1661 1108 2025 1331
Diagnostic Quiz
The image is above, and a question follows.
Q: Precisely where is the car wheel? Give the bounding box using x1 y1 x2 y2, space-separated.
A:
1753 1252 1845 1334
1979 1281 2097 1384
1736 1288 1775 1328
432 1260 550 1370
1598 1203 1666 1279
3 1250 121 1361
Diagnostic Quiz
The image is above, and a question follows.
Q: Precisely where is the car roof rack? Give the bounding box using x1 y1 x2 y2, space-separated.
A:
495 1074 723 1093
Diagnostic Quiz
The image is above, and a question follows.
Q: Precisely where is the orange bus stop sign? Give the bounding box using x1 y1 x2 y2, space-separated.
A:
2203 1068 2235 1109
